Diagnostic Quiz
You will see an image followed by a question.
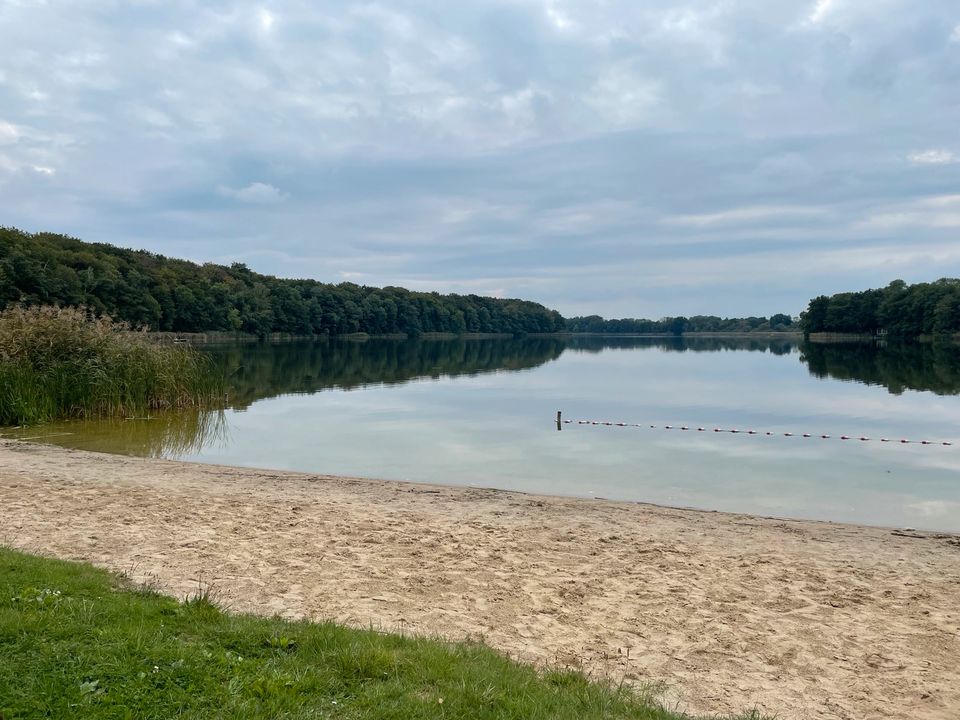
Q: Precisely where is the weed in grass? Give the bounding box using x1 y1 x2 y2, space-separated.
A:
264 634 298 652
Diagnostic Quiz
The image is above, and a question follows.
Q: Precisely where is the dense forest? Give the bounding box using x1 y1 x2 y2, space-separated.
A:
799 279 960 337
0 228 565 336
5 227 959 340
564 313 795 334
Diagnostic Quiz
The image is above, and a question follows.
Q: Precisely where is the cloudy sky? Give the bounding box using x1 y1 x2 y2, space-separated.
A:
1 0 959 318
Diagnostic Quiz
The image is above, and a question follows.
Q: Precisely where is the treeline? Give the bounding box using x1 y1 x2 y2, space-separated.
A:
0 228 564 337
565 313 795 335
800 279 960 337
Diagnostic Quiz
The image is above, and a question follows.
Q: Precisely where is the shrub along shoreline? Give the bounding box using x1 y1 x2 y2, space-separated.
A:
0 305 225 426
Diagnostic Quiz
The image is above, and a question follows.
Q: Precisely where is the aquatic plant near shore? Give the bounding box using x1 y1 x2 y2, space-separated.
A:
0 305 225 425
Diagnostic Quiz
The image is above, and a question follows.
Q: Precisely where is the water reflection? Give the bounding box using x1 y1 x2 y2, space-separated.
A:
212 336 960 405
5 408 228 458
214 335 805 409
13 336 960 458
215 336 568 410
800 339 960 395
6 335 960 529
564 336 799 355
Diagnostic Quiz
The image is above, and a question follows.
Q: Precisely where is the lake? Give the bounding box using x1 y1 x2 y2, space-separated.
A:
6 336 960 531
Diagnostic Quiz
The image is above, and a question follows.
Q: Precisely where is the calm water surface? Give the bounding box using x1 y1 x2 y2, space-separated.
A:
8 337 960 531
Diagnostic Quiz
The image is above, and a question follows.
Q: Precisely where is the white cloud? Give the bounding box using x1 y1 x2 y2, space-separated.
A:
537 200 645 235
429 197 525 226
662 205 828 227
0 121 19 144
219 182 287 204
908 149 957 165
168 31 194 48
922 194 960 207
136 107 176 129
32 165 55 175
499 86 544 131
656 4 728 62
856 194 960 230
951 24 960 42
545 3 574 31
257 7 275 33
859 212 960 230
557 239 960 295
588 65 661 126
808 0 835 24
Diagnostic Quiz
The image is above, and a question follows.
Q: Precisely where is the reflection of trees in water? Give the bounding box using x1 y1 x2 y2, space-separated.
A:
127 410 228 457
800 341 960 395
20 409 229 458
32 336 960 458
214 337 568 410
564 336 799 355
213 336 802 410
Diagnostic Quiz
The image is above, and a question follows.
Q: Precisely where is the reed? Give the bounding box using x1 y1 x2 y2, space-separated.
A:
0 306 225 425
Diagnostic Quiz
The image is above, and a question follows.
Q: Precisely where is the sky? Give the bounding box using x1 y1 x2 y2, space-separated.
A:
1 0 959 319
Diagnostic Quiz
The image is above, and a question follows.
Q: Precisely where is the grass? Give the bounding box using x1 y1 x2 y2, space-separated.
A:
0 547 764 720
0 306 224 426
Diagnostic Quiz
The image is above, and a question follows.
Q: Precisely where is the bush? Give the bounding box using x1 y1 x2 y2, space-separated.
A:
0 305 224 425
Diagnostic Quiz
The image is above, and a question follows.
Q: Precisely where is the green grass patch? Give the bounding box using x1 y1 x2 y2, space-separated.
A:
0 547 764 719
0 305 224 425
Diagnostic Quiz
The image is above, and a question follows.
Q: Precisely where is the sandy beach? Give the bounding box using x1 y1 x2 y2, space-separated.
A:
1 438 958 719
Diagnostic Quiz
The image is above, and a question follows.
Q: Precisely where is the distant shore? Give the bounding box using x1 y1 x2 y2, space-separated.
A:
149 330 803 343
2 439 957 720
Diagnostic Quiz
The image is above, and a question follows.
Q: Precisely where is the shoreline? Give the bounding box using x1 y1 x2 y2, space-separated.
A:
146 330 804 343
2 439 958 719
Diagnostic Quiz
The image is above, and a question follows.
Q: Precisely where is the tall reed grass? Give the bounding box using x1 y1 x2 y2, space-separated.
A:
0 306 225 425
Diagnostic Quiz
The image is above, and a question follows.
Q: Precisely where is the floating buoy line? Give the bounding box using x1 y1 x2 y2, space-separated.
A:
554 412 953 447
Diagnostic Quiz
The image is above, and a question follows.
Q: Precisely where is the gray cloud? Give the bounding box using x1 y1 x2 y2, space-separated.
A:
1 0 959 317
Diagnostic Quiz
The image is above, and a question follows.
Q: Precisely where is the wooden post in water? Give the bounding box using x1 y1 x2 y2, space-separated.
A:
556 410 562 431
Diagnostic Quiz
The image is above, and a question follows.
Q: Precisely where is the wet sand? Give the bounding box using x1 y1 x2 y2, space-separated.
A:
2 438 958 719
